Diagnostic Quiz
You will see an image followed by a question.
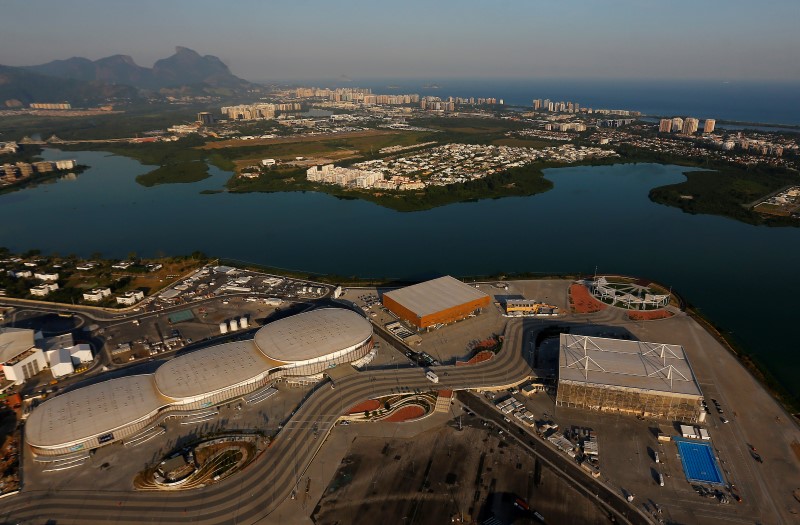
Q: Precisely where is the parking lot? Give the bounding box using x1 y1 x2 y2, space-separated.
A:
100 265 334 365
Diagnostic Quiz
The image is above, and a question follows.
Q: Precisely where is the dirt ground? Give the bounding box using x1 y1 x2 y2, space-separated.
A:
311 422 610 525
568 284 607 314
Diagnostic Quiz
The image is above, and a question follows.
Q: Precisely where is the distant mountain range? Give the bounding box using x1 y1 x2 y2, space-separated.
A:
1 47 254 106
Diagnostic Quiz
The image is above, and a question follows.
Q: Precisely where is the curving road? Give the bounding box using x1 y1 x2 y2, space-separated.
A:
2 320 646 525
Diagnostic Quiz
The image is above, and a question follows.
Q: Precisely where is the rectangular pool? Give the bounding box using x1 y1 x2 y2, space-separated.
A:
674 437 724 485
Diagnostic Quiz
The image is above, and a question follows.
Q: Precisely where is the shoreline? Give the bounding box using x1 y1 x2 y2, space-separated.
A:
5 251 796 416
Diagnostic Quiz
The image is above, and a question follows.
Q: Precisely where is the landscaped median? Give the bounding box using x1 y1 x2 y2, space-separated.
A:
342 392 442 423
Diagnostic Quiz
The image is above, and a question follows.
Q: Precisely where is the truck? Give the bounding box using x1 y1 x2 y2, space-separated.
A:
425 370 439 383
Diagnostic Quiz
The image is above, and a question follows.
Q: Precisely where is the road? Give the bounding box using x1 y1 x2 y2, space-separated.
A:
1 319 651 525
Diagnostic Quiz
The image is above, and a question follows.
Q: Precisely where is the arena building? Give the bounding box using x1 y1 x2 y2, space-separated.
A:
25 308 372 456
555 334 703 422
382 276 490 330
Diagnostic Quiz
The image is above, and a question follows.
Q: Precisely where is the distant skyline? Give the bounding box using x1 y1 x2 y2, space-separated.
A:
2 0 799 82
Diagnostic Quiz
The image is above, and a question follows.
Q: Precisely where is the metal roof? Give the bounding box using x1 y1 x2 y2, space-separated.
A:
254 308 372 363
25 308 371 450
25 375 169 448
154 340 281 400
382 276 489 318
0 328 34 363
558 334 702 397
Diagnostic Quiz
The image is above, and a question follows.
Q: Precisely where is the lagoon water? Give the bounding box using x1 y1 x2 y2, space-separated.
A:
2 148 800 402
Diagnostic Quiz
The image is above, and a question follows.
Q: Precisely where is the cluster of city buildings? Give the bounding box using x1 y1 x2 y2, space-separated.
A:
0 327 93 385
544 122 587 132
658 117 715 135
4 269 60 297
705 132 791 157
589 126 797 169
532 98 640 117
305 164 385 189
220 102 304 121
294 87 420 106
79 287 144 305
289 86 506 113
306 143 617 191
0 159 77 184
420 96 502 112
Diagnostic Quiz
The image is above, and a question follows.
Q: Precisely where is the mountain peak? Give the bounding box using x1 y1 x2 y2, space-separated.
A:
18 47 252 96
174 46 201 57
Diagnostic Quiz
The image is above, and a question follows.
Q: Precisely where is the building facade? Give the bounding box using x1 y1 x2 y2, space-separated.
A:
555 334 703 422
382 276 490 330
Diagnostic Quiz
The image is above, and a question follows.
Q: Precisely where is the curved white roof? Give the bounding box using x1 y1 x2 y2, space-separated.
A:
26 375 169 448
0 328 34 363
254 308 371 363
25 308 372 452
154 340 281 400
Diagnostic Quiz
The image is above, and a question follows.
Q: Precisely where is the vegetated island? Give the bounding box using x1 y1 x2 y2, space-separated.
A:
28 116 800 224
609 145 800 227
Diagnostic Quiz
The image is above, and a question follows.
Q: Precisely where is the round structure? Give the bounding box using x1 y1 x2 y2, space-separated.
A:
25 308 372 456
254 307 373 375
26 375 169 455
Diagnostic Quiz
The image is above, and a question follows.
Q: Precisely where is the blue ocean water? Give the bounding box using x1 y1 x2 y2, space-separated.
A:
293 78 800 126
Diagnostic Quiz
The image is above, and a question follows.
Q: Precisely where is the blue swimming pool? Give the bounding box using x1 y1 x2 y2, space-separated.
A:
674 438 724 485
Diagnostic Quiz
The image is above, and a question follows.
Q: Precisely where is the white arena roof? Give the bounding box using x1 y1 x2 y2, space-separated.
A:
154 340 282 400
25 307 372 453
382 276 489 317
254 308 371 363
26 375 168 448
0 328 34 363
558 334 702 397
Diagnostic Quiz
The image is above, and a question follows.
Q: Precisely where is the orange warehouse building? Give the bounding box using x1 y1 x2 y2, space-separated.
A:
382 276 490 330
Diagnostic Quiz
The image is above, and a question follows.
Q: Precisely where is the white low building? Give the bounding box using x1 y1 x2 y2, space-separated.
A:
116 290 144 305
83 288 112 302
34 272 59 282
55 159 76 170
49 348 74 378
30 283 59 297
64 343 93 365
1 328 48 385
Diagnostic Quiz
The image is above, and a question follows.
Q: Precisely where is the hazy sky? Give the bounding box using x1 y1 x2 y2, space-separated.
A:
2 0 799 82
